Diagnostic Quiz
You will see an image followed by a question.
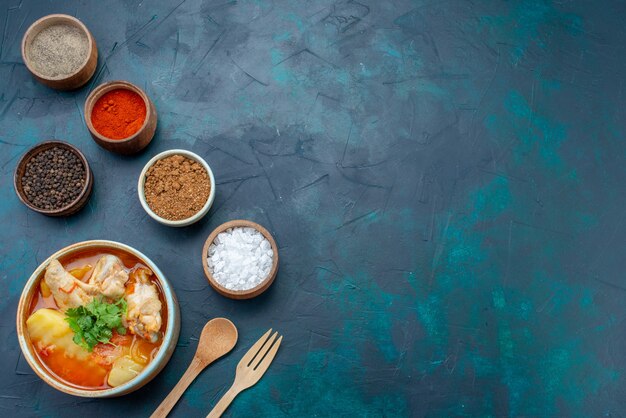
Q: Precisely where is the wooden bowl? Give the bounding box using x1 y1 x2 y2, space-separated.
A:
202 220 279 300
84 80 157 155
16 240 181 397
13 140 93 216
22 14 98 90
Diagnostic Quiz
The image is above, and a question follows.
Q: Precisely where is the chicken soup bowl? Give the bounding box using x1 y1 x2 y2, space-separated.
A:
16 240 180 397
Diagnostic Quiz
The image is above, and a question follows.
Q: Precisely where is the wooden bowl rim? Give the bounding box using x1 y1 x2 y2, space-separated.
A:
21 14 95 81
84 80 154 144
13 140 92 215
137 149 216 227
202 220 279 299
15 240 180 398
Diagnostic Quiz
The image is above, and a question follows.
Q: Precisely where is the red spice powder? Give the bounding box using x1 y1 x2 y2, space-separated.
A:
91 89 147 140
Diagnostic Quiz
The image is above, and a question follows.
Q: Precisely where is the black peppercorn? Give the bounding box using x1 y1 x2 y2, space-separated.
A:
21 146 86 210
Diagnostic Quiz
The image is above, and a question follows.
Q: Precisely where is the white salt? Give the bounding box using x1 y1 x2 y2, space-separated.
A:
207 227 274 291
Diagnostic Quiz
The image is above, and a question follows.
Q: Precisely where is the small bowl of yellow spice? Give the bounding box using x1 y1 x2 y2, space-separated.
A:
138 149 215 227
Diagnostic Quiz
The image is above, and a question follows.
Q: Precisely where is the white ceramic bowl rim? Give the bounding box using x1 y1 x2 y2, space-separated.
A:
138 149 216 227
16 240 178 397
22 14 95 81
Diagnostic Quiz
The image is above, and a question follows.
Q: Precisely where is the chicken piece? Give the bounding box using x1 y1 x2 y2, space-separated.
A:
44 259 96 310
89 255 129 300
125 268 162 343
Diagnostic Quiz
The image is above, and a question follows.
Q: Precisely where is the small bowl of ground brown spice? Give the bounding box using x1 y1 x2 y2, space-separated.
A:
138 149 215 227
13 140 93 216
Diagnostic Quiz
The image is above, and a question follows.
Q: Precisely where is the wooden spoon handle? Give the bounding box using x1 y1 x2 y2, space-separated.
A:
151 357 205 418
206 385 240 418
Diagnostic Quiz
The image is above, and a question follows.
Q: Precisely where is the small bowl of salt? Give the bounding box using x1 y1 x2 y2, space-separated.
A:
21 14 98 90
202 220 279 300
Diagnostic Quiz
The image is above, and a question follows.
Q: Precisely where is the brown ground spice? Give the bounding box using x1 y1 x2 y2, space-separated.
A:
144 155 211 220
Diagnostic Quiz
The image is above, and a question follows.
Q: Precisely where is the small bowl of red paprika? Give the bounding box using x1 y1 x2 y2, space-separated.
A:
84 80 157 155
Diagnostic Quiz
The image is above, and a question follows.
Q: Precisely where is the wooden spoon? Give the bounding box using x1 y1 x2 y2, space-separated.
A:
151 318 238 418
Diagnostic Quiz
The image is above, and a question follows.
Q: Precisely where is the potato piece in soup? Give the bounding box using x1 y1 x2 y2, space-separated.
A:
27 308 90 360
108 356 145 387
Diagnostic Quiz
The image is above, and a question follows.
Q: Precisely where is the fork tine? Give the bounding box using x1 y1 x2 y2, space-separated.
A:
238 328 272 368
251 332 278 369
254 335 282 373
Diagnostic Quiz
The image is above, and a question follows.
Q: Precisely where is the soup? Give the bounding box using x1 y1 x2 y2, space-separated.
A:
26 247 168 390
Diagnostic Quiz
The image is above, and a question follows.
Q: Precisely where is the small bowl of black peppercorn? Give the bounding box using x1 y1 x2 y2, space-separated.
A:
14 140 93 216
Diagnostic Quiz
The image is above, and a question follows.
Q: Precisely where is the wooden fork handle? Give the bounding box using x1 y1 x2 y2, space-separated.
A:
151 357 206 418
206 385 240 418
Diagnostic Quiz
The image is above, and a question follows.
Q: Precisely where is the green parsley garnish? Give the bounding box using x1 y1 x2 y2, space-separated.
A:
65 297 127 352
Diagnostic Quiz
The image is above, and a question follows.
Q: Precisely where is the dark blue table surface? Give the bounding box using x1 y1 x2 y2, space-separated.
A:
1 0 625 416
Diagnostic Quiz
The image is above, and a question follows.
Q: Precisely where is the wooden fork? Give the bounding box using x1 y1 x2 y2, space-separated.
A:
206 329 282 418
